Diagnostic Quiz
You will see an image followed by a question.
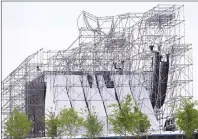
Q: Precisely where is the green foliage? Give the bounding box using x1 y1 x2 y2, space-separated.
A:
5 108 32 139
133 106 151 138
109 94 134 136
59 107 84 138
83 107 104 139
45 112 62 139
176 99 198 139
109 94 150 138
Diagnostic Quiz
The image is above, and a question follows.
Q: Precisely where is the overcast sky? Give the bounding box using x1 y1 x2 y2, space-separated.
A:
1 2 198 99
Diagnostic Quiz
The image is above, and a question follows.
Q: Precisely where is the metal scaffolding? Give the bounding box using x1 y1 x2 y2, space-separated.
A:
1 4 193 138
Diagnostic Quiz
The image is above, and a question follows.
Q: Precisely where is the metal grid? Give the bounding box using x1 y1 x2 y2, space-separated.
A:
1 4 193 138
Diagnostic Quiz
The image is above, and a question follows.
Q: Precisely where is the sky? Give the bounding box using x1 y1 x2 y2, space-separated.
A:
1 2 198 100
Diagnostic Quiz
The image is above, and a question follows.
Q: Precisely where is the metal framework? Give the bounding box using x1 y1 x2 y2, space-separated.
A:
1 4 193 138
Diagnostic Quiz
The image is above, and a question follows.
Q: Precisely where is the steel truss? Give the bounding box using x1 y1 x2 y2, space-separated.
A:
1 4 193 138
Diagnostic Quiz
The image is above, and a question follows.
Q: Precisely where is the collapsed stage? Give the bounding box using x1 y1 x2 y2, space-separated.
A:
1 4 193 138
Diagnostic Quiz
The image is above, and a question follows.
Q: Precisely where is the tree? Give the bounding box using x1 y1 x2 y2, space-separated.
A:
45 111 62 139
5 108 32 139
176 98 198 139
109 94 150 139
109 94 135 138
133 106 151 138
59 107 84 138
83 107 104 139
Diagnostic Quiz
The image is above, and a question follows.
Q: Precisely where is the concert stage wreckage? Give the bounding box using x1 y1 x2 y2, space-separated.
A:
1 4 193 138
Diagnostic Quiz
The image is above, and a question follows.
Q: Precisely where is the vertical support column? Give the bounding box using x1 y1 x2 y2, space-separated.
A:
80 75 90 114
